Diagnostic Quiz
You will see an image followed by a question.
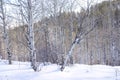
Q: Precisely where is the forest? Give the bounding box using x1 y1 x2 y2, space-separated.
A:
0 0 120 71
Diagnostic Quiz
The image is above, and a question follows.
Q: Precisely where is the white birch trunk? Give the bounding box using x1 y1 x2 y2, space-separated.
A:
27 0 37 71
61 20 96 71
61 38 79 71
0 0 12 64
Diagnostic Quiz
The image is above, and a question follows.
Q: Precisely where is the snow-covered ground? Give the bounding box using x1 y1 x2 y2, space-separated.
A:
0 60 120 80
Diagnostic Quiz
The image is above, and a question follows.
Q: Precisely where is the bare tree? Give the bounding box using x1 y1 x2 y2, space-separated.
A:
0 0 12 64
60 0 97 71
17 0 39 71
27 0 38 71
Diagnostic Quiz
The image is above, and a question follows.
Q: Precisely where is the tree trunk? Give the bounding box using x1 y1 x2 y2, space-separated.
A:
61 18 97 71
27 0 37 71
61 37 79 71
0 0 12 64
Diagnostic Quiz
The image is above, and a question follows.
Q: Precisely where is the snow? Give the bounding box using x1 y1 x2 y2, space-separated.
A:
0 60 120 80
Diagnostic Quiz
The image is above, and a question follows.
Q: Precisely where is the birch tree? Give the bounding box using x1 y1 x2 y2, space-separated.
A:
18 0 39 71
26 0 38 71
60 0 96 71
0 0 12 64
